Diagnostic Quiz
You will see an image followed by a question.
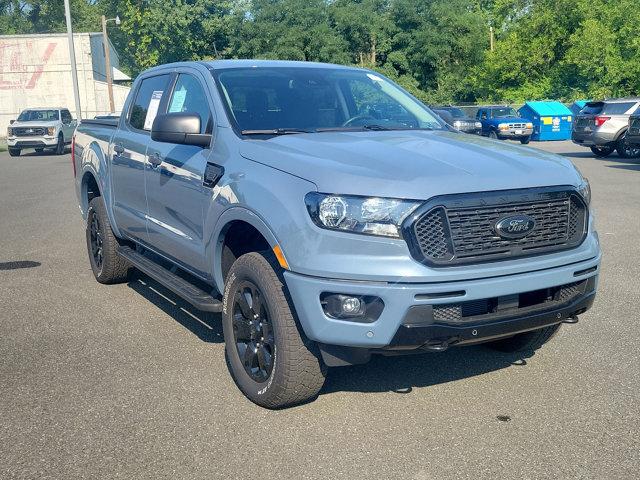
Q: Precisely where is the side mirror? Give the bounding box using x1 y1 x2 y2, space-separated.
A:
151 112 211 147
9 119 15 124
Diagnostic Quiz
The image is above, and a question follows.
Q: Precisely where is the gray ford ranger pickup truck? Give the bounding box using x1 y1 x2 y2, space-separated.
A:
74 60 600 408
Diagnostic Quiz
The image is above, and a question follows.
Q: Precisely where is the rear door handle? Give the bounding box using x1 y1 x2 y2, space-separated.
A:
113 144 124 154
149 151 162 167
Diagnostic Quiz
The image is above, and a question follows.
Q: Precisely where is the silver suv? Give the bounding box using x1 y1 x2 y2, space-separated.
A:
572 98 640 158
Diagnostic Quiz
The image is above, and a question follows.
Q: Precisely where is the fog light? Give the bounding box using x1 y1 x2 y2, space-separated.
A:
320 293 384 323
341 296 362 314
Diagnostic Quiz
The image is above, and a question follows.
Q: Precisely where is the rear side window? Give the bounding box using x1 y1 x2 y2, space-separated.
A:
129 74 171 131
602 102 637 115
167 74 212 134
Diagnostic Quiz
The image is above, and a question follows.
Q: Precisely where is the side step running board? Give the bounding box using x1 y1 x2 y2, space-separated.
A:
118 246 222 313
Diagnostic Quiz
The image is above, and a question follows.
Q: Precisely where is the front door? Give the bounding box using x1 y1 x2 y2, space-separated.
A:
144 71 215 277
111 73 172 243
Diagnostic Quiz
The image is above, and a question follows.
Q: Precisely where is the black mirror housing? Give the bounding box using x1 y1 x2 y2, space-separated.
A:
151 112 211 147
9 119 15 124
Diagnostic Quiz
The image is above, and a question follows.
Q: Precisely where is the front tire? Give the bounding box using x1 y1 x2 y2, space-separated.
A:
590 145 614 157
488 131 498 139
86 197 131 284
55 134 65 155
520 136 531 144
222 251 326 408
8 148 20 157
485 324 561 353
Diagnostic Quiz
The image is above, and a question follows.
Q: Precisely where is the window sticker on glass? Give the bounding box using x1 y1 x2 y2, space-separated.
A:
143 90 164 130
169 88 187 113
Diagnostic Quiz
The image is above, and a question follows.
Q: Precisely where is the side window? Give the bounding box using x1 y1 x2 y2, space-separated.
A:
129 74 171 131
167 74 212 134
61 110 72 123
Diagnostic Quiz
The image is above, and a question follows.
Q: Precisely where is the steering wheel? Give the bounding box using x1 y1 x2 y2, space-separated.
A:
342 114 377 127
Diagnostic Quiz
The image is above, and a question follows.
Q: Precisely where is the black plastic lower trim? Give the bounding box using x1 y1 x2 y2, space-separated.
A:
385 291 595 350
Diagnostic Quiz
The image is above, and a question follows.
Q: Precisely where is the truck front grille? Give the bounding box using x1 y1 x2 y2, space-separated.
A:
13 127 46 137
405 187 588 266
629 117 640 135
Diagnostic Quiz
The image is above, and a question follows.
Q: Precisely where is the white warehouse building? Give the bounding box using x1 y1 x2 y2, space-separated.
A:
0 32 131 137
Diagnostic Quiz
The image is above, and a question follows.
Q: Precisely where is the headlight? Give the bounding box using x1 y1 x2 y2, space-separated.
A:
305 193 421 238
577 178 591 206
474 121 482 128
6 127 12 136
453 120 463 129
47 127 55 136
526 122 533 129
498 123 509 130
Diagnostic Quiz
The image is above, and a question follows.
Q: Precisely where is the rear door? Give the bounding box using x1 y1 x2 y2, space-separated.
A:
111 73 172 243
144 70 215 276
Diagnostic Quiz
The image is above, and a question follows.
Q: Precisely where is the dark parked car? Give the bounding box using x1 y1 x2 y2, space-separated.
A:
572 98 640 158
434 106 481 134
625 110 640 149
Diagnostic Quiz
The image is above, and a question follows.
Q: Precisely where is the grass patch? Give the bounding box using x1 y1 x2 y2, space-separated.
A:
0 143 7 152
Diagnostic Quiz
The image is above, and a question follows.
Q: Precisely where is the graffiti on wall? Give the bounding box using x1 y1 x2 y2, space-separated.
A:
0 41 57 90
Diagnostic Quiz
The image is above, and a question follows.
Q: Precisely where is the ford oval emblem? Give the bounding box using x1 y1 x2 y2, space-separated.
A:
495 214 536 239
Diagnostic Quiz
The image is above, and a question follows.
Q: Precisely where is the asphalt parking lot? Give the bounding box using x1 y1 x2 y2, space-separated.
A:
1 141 638 479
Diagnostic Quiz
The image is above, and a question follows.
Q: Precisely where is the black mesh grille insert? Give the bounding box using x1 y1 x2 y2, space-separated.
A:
629 117 640 135
431 280 588 324
408 189 587 266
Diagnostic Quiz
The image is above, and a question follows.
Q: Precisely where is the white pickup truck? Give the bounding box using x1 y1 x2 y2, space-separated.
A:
6 108 76 157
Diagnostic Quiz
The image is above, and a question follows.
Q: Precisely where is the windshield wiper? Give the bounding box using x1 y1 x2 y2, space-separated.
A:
316 124 395 132
241 128 314 135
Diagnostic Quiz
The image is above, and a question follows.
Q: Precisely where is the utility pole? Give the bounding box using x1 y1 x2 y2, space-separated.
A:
102 15 114 113
64 0 82 120
490 26 495 52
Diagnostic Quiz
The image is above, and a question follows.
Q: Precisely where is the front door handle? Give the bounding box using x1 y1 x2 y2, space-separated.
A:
149 151 162 167
113 144 124 155
203 163 224 188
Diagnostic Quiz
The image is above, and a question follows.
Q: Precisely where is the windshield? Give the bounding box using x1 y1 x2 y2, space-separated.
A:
442 107 466 118
491 107 517 118
213 67 444 134
17 109 59 122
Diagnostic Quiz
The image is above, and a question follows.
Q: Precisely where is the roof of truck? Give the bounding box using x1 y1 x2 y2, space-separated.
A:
204 59 357 70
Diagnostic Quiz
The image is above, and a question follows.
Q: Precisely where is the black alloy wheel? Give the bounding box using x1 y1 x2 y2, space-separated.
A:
89 212 104 272
232 280 275 382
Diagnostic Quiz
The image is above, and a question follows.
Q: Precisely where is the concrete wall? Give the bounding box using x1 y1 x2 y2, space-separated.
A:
0 33 130 137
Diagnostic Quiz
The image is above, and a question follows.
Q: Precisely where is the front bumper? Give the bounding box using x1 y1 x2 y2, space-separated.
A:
284 253 600 350
7 136 58 148
497 127 533 139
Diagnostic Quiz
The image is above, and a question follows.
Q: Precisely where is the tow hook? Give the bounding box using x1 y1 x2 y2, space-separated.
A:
422 336 461 352
563 315 579 324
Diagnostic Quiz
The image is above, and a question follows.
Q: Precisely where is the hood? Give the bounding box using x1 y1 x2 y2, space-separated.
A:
239 130 581 199
11 120 59 129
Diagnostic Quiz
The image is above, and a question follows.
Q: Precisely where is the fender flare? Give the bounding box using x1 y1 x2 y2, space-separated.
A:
78 141 121 237
209 206 281 293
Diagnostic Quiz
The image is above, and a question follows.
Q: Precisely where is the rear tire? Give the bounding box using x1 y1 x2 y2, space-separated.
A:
222 251 326 408
520 136 531 144
8 148 20 157
86 197 131 284
616 132 640 159
485 324 561 353
590 145 614 157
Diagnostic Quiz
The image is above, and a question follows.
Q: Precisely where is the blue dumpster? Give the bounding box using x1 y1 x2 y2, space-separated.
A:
570 100 589 116
518 101 573 141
